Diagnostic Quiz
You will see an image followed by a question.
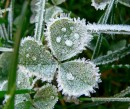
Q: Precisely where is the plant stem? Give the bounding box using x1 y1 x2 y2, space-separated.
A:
3 0 29 109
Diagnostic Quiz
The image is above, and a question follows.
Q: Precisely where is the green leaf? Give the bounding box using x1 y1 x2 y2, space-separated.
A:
0 52 12 80
33 84 58 109
19 37 58 82
93 45 130 65
15 101 34 109
51 0 66 5
57 59 101 97
46 16 93 61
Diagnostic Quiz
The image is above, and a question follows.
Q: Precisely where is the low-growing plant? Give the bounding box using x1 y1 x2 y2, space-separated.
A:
0 0 130 109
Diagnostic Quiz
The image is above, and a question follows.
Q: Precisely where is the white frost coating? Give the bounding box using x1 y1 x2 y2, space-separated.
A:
33 0 46 41
91 0 109 10
26 54 30 58
19 38 58 82
45 6 63 23
0 47 13 52
0 80 8 90
33 83 58 109
74 33 80 39
56 36 61 43
70 27 74 30
0 8 11 13
65 40 73 47
66 73 74 80
21 36 42 46
61 27 67 32
86 24 130 35
32 56 37 61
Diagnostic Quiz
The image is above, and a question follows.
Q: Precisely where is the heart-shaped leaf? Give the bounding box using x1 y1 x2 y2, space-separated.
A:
57 59 101 97
46 15 93 61
15 84 58 109
19 37 58 82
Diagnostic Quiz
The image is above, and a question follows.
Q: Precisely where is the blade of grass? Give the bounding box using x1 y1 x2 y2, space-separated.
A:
3 0 30 109
91 0 115 59
0 89 34 98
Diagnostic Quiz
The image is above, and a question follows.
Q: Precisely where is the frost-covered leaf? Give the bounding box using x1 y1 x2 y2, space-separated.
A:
119 0 130 7
46 15 93 61
0 52 12 80
45 6 63 23
0 80 7 90
17 66 31 89
15 101 34 109
91 0 130 10
33 84 58 109
19 37 57 82
93 45 130 65
57 59 101 97
51 0 66 5
0 66 32 105
91 0 109 10
15 67 32 105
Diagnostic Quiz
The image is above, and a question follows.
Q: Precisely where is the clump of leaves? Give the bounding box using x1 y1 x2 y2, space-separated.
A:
0 0 130 109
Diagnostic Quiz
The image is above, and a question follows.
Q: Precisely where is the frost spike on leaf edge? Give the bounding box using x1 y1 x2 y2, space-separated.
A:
91 0 109 10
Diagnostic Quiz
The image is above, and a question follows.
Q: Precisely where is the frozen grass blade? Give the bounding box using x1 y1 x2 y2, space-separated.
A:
0 47 13 52
87 24 130 35
8 1 13 40
34 0 46 41
80 86 130 107
0 9 9 41
0 89 34 98
93 45 130 65
91 97 130 102
91 0 115 59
